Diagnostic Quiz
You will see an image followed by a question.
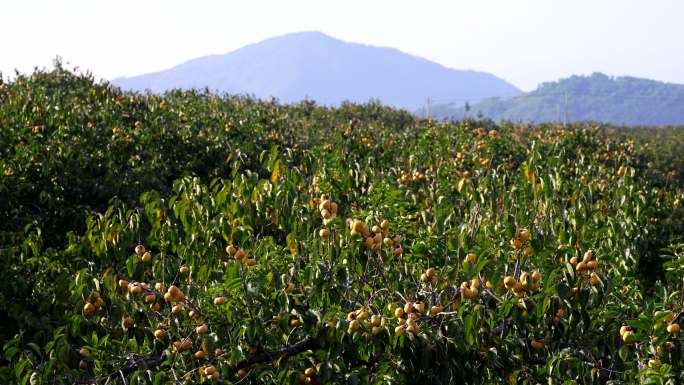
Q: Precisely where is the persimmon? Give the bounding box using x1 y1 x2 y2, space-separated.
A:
122 317 135 329
464 287 479 299
234 249 245 260
154 329 168 339
180 338 192 351
464 253 476 263
285 282 295 293
83 302 96 315
664 311 675 323
168 285 181 297
590 272 601 285
617 166 626 177
318 199 331 211
394 308 405 318
531 271 542 282
576 261 587 272
135 244 146 256
245 258 257 266
622 331 635 343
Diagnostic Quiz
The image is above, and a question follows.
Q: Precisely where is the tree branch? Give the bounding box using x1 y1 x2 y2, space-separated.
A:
236 336 318 370
491 318 513 338
75 352 167 384
75 336 318 384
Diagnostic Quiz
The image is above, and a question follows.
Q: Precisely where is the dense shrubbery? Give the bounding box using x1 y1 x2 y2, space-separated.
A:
1 66 683 384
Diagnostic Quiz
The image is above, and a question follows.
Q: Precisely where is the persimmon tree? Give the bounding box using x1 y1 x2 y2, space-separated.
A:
1 67 684 384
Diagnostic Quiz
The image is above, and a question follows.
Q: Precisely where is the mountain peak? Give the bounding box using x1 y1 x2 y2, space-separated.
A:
274 30 336 40
112 32 521 109
247 30 347 52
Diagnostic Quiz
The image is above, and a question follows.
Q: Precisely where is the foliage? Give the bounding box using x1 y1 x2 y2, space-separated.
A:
1 66 684 384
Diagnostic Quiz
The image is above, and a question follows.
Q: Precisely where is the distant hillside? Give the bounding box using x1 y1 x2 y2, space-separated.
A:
112 31 521 110
431 73 684 126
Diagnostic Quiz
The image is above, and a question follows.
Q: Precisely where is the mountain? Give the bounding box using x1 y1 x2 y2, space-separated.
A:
431 73 684 126
111 31 521 110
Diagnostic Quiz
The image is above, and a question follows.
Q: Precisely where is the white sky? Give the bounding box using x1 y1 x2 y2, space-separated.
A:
2 0 683 91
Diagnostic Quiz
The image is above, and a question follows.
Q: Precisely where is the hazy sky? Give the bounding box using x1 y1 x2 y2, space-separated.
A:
2 0 683 91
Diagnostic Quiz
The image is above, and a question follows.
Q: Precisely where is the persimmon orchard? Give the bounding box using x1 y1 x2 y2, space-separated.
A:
1 66 684 384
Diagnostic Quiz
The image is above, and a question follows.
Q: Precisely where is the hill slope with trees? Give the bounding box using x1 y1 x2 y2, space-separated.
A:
432 73 684 126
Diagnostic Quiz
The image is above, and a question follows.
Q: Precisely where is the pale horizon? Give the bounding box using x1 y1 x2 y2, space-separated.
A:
2 0 684 91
